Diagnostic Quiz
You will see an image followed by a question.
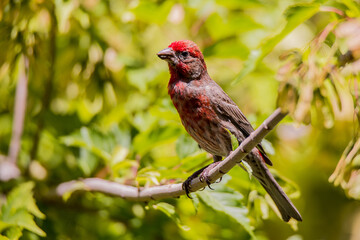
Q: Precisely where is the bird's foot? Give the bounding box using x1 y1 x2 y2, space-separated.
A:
199 161 223 189
182 166 208 198
182 162 225 197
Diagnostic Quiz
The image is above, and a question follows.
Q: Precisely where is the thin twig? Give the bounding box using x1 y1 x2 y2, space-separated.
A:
57 108 287 201
8 55 29 163
0 55 28 181
319 6 345 17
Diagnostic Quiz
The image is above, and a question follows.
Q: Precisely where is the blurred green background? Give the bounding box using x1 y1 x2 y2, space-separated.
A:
1 0 360 239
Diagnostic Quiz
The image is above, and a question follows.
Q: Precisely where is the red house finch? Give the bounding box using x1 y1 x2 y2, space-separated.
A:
157 40 302 222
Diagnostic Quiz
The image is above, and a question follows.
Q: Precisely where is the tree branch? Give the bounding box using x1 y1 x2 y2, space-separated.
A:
57 108 287 201
8 55 29 164
0 55 29 181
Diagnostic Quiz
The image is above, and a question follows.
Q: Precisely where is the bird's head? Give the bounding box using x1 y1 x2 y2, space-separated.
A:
157 40 207 80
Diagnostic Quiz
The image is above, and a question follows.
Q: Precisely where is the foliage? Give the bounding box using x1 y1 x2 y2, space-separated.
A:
0 0 359 239
0 182 46 239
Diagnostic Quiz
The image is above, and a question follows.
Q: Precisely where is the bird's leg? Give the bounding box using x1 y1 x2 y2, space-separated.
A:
182 156 224 198
199 155 223 189
182 155 226 197
182 165 210 198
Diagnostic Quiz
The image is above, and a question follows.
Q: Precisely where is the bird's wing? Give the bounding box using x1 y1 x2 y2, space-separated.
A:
209 84 273 166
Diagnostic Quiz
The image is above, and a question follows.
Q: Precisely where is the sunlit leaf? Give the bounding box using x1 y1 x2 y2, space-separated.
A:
5 226 22 240
197 189 256 239
233 3 320 83
151 202 190 231
0 183 45 237
60 127 119 174
3 182 45 219
132 1 173 25
240 161 253 179
175 134 199 159
133 126 182 155
261 139 275 156
190 193 200 213
181 152 210 172
0 235 9 240
3 210 45 237
205 13 263 41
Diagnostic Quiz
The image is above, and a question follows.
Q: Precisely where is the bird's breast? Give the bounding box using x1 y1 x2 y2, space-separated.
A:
169 81 212 118
168 81 232 156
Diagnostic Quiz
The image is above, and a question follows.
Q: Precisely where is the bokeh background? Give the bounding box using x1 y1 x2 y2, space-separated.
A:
1 0 360 239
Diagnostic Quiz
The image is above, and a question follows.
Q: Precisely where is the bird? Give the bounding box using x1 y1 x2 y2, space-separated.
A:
157 40 302 222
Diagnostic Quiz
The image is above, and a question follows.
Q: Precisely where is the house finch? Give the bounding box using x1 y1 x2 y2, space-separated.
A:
157 40 302 222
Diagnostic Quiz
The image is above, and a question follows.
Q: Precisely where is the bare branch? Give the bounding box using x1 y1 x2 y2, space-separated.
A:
8 55 29 164
57 108 287 200
0 55 29 181
0 155 20 181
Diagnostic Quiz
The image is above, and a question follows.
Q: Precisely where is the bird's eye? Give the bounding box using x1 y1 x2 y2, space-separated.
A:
181 51 189 58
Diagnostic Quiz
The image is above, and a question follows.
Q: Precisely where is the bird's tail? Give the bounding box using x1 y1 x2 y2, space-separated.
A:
245 150 302 222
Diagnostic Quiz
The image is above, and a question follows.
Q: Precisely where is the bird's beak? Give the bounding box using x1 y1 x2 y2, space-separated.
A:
157 48 175 61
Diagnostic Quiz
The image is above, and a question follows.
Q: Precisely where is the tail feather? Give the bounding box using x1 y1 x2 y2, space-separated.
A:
245 150 302 222
259 176 302 222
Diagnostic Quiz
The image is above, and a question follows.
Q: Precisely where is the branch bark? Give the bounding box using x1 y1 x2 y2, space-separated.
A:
57 108 287 201
8 55 29 164
0 55 29 181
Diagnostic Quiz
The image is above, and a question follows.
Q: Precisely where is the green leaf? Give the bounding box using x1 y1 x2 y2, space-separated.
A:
3 182 45 219
261 139 275 155
110 145 129 166
60 127 116 175
215 0 262 9
136 167 161 186
225 128 239 151
133 126 182 155
181 152 210 171
61 127 112 162
203 39 249 59
190 194 200 213
205 13 263 41
342 0 360 17
233 3 320 83
4 226 22 240
0 235 9 240
151 202 190 231
131 1 173 25
4 210 45 237
0 182 46 237
127 68 159 93
233 49 261 84
240 161 253 179
352 154 360 168
176 134 200 159
197 189 256 239
195 175 256 238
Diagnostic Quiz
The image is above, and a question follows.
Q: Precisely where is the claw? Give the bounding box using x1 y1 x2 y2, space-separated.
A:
182 165 209 198
199 176 204 183
207 181 214 190
199 170 214 190
182 161 223 196
182 179 193 198
215 176 222 183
